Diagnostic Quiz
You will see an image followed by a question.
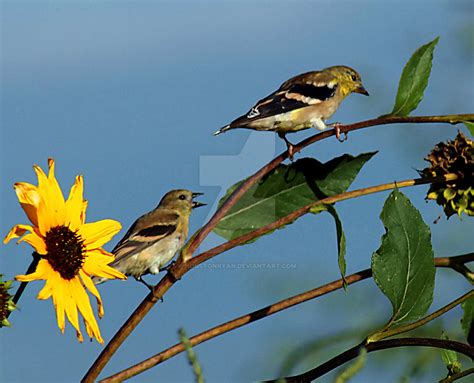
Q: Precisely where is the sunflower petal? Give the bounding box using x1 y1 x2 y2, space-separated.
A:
3 224 34 244
16 259 52 282
14 182 41 226
83 250 127 280
81 200 88 225
34 160 66 232
18 231 47 254
80 219 122 250
33 164 52 235
71 277 103 343
35 198 51 237
66 175 84 231
37 279 54 300
80 270 104 318
63 278 83 342
51 273 66 333
83 320 96 342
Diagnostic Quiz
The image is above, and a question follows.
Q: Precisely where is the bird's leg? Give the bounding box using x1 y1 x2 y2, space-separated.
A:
278 132 296 161
134 276 164 302
327 122 347 142
134 275 154 291
161 260 175 272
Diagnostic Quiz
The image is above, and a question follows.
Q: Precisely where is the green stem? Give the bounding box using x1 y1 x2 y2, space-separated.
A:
268 338 473 382
98 255 473 382
82 175 458 383
439 367 474 383
182 114 474 258
179 328 205 383
368 290 474 342
82 113 473 383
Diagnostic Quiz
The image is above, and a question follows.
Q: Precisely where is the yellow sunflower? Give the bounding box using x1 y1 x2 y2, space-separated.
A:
3 159 126 343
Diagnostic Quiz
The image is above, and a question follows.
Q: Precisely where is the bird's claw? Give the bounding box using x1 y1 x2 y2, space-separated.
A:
287 144 295 161
329 123 347 142
337 131 348 143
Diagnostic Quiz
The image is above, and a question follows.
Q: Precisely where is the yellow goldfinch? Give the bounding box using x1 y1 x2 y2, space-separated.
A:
214 65 369 158
93 190 205 289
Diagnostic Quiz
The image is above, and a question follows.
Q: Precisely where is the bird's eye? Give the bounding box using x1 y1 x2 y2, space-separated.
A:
179 194 186 200
351 75 358 81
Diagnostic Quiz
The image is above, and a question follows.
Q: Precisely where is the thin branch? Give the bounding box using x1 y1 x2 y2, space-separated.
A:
82 174 458 383
185 174 457 273
82 113 472 383
99 270 371 383
268 338 474 382
436 253 474 284
183 114 473 257
439 368 474 383
99 255 473 382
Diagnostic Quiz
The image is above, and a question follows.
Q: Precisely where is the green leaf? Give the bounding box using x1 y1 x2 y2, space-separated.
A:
213 152 376 241
326 205 347 286
440 332 462 376
461 295 474 345
391 37 439 116
315 152 377 196
371 189 435 329
464 121 474 138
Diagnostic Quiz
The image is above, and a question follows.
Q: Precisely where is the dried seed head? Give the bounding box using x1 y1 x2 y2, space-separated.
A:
420 131 474 218
0 275 16 327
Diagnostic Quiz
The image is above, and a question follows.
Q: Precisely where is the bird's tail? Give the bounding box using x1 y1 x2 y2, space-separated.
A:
213 124 232 136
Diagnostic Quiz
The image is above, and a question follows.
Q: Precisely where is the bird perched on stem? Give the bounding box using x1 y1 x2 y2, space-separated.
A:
214 65 369 159
93 190 205 290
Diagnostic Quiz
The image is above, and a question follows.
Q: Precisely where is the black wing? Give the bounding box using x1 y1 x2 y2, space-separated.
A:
135 224 176 238
229 83 337 128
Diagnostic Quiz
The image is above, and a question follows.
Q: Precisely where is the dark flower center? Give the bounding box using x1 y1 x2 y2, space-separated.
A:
44 226 85 280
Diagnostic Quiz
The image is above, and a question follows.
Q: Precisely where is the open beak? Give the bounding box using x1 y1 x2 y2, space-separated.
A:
354 85 369 96
192 192 206 209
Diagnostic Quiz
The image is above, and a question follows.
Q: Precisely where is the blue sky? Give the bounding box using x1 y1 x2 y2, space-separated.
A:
1 1 473 382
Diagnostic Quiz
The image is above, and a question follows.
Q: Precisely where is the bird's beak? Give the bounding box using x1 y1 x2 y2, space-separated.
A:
192 192 206 209
354 85 369 96
192 201 206 209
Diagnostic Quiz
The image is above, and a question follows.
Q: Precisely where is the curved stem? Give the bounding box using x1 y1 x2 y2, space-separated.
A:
99 255 473 382
82 174 458 383
82 113 472 383
439 368 474 383
183 114 472 257
266 338 474 382
369 290 474 342
185 174 457 273
81 174 457 383
99 269 371 383
436 253 474 284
